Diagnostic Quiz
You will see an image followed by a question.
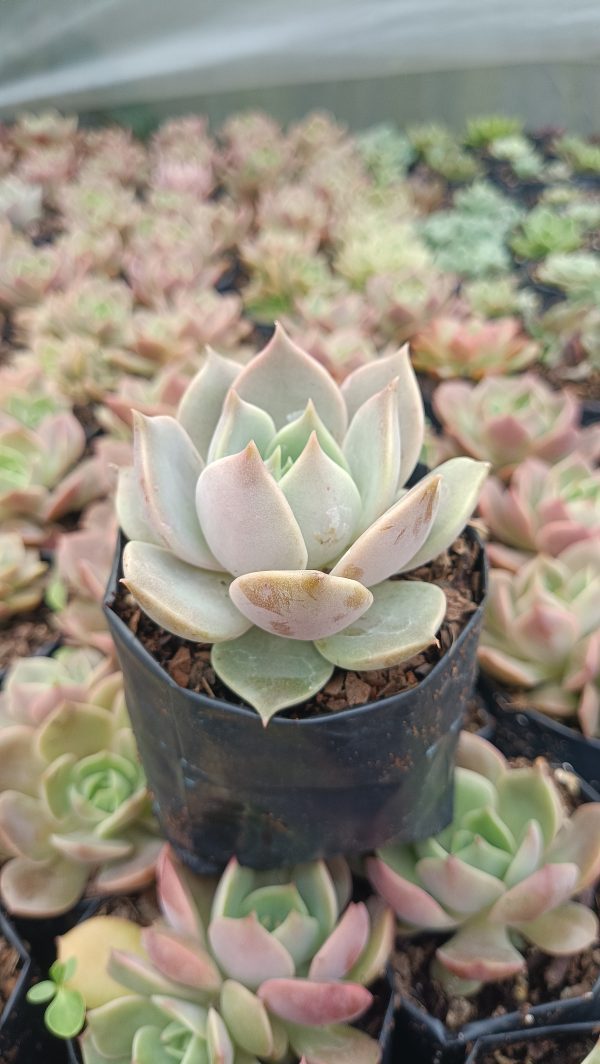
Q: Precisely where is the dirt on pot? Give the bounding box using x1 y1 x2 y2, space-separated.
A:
115 531 481 720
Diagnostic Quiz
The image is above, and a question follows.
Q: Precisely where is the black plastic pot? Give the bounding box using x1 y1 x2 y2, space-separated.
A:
479 674 600 792
104 527 487 874
0 909 66 1063
465 1021 600 1064
582 400 600 426
389 763 600 1064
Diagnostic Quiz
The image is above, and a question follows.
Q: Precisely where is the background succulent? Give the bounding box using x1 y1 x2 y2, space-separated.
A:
0 532 48 621
71 846 393 1063
411 314 539 379
480 454 600 571
118 326 488 722
433 374 597 478
0 645 109 728
368 731 600 993
479 544 600 735
0 667 160 916
510 206 585 260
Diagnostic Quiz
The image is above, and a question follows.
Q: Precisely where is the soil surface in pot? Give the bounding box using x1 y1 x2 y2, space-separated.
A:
84 886 159 927
392 765 599 1032
114 531 482 720
475 1033 597 1063
0 933 21 1012
0 608 56 672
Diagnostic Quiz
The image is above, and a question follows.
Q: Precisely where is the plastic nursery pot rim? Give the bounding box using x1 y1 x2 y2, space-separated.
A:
104 524 487 727
465 1020 600 1064
0 909 30 1032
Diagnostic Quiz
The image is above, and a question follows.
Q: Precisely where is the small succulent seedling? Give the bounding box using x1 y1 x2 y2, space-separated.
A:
27 958 85 1039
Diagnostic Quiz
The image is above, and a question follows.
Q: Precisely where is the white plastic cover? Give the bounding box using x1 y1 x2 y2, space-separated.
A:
0 0 599 126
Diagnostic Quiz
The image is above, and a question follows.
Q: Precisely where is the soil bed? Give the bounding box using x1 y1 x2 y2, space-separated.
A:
0 934 20 1014
115 532 481 719
0 607 57 672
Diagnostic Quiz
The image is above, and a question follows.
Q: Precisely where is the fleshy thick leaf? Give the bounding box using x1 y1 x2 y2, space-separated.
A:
519 901 598 954
134 413 218 568
259 979 372 1026
207 390 276 463
208 913 294 989
176 349 240 459
279 433 362 568
212 628 334 723
316 580 446 670
331 475 441 587
0 856 89 917
416 855 505 915
196 442 308 577
220 981 274 1059
399 458 489 571
308 902 370 982
142 926 222 993
437 921 525 983
234 324 347 439
115 466 163 546
343 380 401 532
490 863 579 924
366 857 457 930
288 1022 381 1064
122 542 250 642
229 570 373 640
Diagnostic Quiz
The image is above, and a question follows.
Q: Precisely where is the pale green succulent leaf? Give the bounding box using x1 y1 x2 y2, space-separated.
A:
220 981 274 1058
489 862 579 924
267 400 350 472
0 725 45 795
86 996 167 1057
331 475 441 587
115 466 162 547
453 768 498 825
42 753 77 819
293 861 339 946
436 919 525 984
366 855 458 931
207 390 276 463
279 433 362 568
456 732 507 785
196 442 308 577
50 830 133 864
496 764 563 847
212 628 334 723
0 790 54 860
504 820 544 888
122 542 250 643
346 899 395 986
96 789 150 838
208 914 295 990
176 348 241 459
229 570 372 641
133 412 219 569
546 804 600 890
37 702 114 763
287 1021 381 1064
309 902 370 982
461 807 516 853
210 858 256 920
234 324 348 440
271 910 320 969
108 951 204 1002
91 831 163 895
518 901 598 954
399 457 489 571
416 855 505 915
451 836 512 880
343 379 400 532
45 986 86 1039
206 1006 235 1064
316 579 446 670
0 856 89 917
27 981 57 1004
131 1025 173 1064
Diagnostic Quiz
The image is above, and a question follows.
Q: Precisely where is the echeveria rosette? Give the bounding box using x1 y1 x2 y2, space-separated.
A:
0 410 87 526
433 374 598 479
79 846 393 1063
0 670 161 917
117 326 489 722
368 731 600 995
479 544 600 736
0 532 48 621
411 314 539 380
0 646 109 729
480 454 600 572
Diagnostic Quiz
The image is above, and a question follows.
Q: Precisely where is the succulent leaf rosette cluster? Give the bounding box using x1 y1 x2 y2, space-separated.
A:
368 732 600 993
479 544 600 735
433 374 599 479
480 454 600 572
0 532 48 620
0 667 160 916
411 315 539 380
63 846 393 1064
117 326 488 722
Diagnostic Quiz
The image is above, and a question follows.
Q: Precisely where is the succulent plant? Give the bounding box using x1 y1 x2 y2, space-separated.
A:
0 242 61 308
0 646 109 728
433 374 597 478
0 175 43 229
56 178 141 234
31 334 122 405
0 667 160 916
0 411 88 527
241 231 331 319
421 183 522 279
257 182 331 241
463 275 539 323
218 111 291 197
99 368 190 438
479 544 600 735
488 134 547 180
537 253 600 302
355 124 416 187
117 326 488 722
0 532 47 621
555 134 600 175
411 314 539 379
80 127 148 185
335 209 432 288
366 271 456 346
10 110 78 149
18 276 133 347
510 207 585 261
480 454 600 571
464 115 524 149
72 846 393 1063
368 731 600 993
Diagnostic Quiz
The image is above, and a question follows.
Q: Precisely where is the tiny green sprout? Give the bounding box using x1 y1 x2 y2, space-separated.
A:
27 957 86 1039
